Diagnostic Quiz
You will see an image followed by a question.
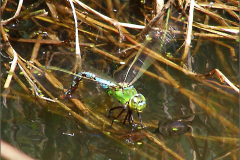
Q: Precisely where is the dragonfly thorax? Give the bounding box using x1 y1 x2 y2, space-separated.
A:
106 83 146 112
118 82 130 88
129 94 146 112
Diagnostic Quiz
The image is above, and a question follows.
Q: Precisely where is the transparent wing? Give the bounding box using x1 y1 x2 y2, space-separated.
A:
119 15 178 86
115 27 176 85
44 66 118 87
123 36 152 85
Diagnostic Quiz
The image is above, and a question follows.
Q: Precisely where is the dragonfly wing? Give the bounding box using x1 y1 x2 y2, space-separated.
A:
128 54 155 85
115 31 165 85
45 66 118 87
81 61 117 84
117 19 179 85
128 23 179 85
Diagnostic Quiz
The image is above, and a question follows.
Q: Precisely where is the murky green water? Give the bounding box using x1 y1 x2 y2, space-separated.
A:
1 0 239 160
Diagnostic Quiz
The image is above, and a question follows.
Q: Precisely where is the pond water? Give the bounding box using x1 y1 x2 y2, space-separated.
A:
1 0 239 160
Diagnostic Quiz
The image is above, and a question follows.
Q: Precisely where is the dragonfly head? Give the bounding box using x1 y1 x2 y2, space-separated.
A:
129 94 146 112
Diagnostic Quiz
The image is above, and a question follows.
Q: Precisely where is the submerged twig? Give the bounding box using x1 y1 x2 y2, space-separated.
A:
1 26 18 89
182 0 194 60
2 0 23 25
153 62 239 133
142 130 185 160
30 34 42 62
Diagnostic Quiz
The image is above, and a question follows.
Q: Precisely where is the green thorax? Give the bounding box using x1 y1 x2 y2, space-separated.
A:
106 83 137 105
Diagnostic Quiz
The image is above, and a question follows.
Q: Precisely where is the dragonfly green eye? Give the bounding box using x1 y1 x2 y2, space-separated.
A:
129 94 146 112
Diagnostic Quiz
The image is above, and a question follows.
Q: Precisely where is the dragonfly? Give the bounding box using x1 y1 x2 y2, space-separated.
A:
49 16 176 128
62 37 153 128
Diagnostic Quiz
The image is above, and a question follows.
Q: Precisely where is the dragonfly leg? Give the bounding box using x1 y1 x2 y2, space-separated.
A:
123 111 129 125
128 110 137 127
109 107 126 127
108 106 124 117
137 111 143 128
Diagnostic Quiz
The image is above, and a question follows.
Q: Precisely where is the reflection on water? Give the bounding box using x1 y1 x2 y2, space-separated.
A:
1 0 239 159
